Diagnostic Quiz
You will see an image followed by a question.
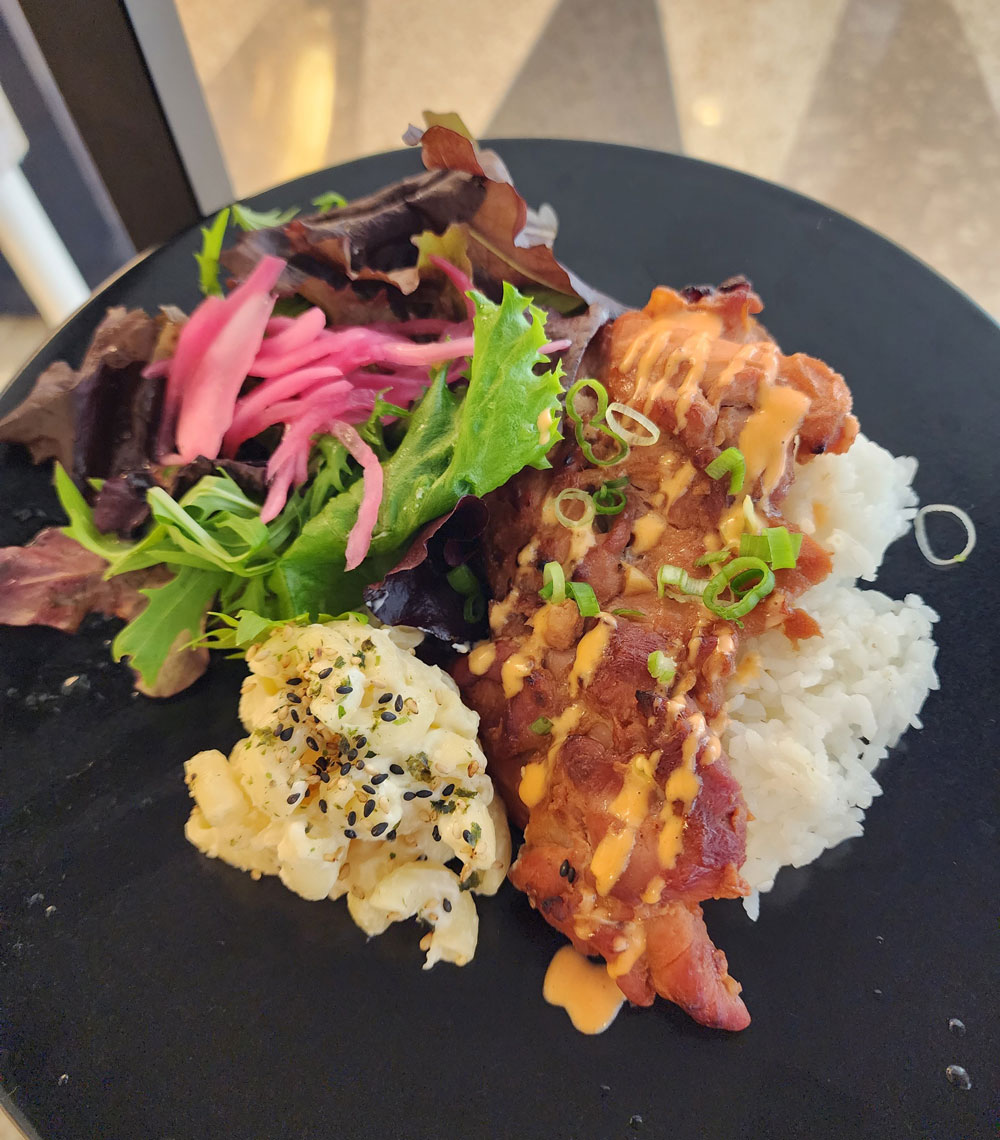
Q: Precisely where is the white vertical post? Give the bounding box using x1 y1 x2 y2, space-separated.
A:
0 83 89 326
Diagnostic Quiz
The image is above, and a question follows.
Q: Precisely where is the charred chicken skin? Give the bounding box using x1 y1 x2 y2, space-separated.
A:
454 281 857 1030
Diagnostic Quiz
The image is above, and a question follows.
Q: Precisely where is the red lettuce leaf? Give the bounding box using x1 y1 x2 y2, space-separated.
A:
363 495 489 646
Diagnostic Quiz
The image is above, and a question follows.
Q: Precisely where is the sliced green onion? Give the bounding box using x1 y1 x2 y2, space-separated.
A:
566 581 600 617
611 607 646 618
446 564 479 596
567 378 609 422
738 527 804 569
647 650 676 686
530 716 553 735
703 556 775 621
914 504 976 567
764 526 799 570
695 549 730 567
539 561 567 605
580 429 630 468
705 447 746 495
605 402 660 447
742 495 762 532
738 533 771 560
463 594 486 623
566 379 630 467
657 564 707 598
730 568 765 597
593 477 629 515
554 488 596 528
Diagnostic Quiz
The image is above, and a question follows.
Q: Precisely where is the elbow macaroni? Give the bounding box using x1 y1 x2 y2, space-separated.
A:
184 619 511 967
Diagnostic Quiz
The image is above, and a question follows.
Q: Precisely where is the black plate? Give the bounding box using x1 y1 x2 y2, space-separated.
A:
1 142 997 1140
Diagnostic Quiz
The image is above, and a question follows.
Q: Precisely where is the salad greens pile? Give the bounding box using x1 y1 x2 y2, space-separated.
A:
56 282 564 688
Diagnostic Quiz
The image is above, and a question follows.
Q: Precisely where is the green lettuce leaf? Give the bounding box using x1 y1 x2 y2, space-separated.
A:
195 207 230 297
231 202 299 231
311 190 347 212
274 281 563 614
112 565 225 688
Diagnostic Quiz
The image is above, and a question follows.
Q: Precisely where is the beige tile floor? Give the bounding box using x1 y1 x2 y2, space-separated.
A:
2 1 998 1135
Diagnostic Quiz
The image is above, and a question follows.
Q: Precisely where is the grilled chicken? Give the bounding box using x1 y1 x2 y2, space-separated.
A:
454 281 857 1030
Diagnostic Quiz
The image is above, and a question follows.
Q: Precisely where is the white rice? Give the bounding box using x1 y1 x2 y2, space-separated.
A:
722 435 939 916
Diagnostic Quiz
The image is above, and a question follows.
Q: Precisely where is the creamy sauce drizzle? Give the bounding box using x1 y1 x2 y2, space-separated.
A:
543 946 624 1034
536 408 554 446
631 512 667 554
568 616 615 698
660 460 696 515
656 711 708 869
590 753 655 895
489 589 519 635
467 642 497 676
739 381 811 499
518 703 584 808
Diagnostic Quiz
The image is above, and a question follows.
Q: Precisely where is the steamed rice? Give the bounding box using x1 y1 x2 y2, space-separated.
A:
722 435 939 915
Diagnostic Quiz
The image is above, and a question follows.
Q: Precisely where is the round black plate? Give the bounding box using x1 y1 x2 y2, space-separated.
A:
1 142 997 1140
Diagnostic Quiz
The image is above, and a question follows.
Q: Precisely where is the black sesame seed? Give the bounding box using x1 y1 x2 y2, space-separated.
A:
380 711 396 722
378 692 393 704
355 736 367 748
462 829 473 844
319 772 331 783
287 693 302 704
344 828 357 839
442 898 452 913
287 677 302 685
347 811 357 826
338 737 349 753
415 788 433 799
559 860 570 878
386 829 397 841
403 791 417 801
389 764 404 775
278 726 294 742
364 800 375 818
339 763 352 776
317 668 333 679
336 684 353 695
316 756 329 769
371 822 388 837
567 867 577 884
394 694 404 712
441 783 455 797
347 748 358 761
319 800 328 814
370 772 387 785
306 736 319 751
355 759 365 770
290 708 300 723
286 793 300 805
432 825 441 842
362 784 376 795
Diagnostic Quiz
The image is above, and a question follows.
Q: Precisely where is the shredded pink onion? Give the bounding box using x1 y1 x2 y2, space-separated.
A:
256 306 327 357
330 422 383 570
155 254 485 531
429 255 475 320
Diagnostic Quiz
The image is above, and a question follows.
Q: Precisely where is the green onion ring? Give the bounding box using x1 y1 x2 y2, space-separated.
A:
539 561 567 605
703 556 775 621
605 402 660 447
647 649 676 686
705 447 746 495
566 581 600 617
554 488 596 528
